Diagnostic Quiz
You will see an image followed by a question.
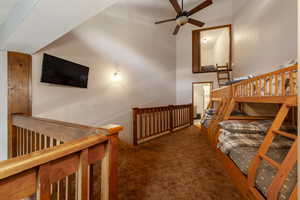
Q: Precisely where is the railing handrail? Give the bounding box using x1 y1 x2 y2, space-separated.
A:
12 114 98 142
0 133 108 179
133 103 192 112
232 65 297 88
1 116 123 200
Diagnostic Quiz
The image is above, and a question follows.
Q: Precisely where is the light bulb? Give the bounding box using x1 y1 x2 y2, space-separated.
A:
112 72 121 81
202 38 208 44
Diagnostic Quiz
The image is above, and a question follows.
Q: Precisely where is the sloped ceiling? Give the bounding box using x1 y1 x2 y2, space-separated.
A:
0 0 21 26
0 0 248 53
107 0 248 27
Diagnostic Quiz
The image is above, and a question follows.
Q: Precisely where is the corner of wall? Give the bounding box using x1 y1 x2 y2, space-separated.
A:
0 50 8 161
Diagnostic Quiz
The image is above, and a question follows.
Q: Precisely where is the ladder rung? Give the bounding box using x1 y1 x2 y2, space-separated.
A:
259 154 280 169
272 130 297 140
218 78 229 80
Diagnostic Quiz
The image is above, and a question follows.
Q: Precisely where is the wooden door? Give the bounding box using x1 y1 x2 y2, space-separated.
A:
7 52 32 158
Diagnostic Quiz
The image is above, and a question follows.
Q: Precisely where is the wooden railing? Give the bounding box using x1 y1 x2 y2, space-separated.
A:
232 65 297 98
1 114 123 200
132 104 193 145
211 85 232 98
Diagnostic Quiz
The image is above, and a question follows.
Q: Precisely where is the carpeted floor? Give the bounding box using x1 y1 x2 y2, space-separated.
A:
117 126 244 200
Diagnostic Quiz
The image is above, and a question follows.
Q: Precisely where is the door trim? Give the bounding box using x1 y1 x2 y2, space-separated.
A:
192 82 213 119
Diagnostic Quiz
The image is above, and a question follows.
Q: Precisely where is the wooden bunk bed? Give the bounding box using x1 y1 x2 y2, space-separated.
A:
203 65 297 200
200 85 232 145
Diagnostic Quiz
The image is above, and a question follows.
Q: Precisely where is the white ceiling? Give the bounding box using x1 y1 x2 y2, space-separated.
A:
0 0 249 52
104 0 248 26
0 0 21 26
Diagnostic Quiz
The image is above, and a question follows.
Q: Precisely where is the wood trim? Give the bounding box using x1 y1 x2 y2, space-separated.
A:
228 116 274 120
192 24 232 73
234 96 297 104
192 82 213 119
192 31 200 73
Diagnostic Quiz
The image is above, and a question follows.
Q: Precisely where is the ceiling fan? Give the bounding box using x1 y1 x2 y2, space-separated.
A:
155 0 213 35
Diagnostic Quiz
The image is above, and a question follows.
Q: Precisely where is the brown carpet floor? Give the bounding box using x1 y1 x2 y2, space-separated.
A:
118 126 244 200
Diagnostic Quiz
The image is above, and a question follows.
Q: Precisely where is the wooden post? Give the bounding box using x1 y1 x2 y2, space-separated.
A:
132 108 139 146
77 149 89 200
11 126 17 157
99 124 123 200
189 104 193 126
37 163 51 200
169 105 174 132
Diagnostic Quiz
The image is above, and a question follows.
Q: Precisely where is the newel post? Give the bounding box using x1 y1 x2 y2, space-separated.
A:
99 124 124 200
132 108 139 146
189 104 193 126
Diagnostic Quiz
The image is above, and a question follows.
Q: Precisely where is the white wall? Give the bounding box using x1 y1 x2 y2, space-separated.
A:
214 29 229 66
201 46 214 66
176 17 232 104
0 50 8 161
32 4 176 144
233 0 297 77
176 0 234 104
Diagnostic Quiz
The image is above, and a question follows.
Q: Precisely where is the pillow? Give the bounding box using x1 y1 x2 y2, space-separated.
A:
231 110 247 117
218 120 261 133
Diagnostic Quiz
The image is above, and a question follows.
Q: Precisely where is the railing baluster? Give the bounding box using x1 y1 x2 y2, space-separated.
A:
132 104 192 145
275 74 278 96
282 72 286 96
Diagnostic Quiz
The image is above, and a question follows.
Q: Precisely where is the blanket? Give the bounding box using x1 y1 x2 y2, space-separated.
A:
217 129 293 154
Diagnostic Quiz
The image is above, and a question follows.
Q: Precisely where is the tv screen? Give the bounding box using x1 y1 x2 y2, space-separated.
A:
41 54 89 88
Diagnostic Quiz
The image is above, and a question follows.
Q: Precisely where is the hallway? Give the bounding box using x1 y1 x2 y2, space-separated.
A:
118 126 244 200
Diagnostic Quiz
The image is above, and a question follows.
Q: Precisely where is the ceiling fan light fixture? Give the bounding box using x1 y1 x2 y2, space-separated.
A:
176 16 188 26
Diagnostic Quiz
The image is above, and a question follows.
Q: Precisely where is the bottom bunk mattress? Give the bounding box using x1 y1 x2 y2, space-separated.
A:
229 147 297 200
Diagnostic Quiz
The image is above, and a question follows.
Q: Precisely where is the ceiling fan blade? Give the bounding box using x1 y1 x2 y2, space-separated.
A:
169 0 182 14
155 18 176 24
187 0 213 16
188 18 205 27
173 25 180 35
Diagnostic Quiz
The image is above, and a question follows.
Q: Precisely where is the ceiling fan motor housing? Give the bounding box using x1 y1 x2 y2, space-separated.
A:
176 15 188 26
154 0 212 35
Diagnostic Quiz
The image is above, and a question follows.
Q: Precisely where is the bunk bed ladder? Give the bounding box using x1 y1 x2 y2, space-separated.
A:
217 64 230 87
247 97 297 200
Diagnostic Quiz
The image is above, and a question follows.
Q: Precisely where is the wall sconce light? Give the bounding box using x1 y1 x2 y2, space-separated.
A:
112 71 121 81
202 38 208 44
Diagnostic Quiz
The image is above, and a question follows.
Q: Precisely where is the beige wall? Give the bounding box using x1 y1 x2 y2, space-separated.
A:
32 5 176 144
233 0 297 77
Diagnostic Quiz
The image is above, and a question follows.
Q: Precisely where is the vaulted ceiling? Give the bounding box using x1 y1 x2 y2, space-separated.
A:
0 0 20 26
0 0 249 53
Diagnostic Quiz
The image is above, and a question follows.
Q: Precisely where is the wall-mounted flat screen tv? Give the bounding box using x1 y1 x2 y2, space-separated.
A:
41 54 89 88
